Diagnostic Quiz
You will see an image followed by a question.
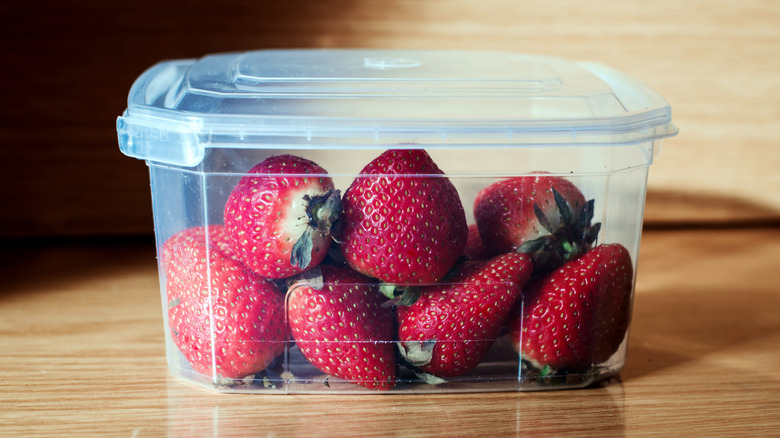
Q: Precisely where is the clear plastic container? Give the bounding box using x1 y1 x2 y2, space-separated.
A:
117 49 677 393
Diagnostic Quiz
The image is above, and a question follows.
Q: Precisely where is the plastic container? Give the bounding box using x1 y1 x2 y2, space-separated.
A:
117 49 677 393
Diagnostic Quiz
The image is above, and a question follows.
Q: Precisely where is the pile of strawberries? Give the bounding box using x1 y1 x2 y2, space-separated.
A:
162 149 633 391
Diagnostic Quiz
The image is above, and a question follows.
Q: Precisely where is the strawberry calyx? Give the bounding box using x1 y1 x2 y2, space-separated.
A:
517 189 601 273
379 284 422 307
520 360 571 385
167 297 181 310
397 340 448 385
290 189 342 269
213 373 258 388
397 340 436 367
539 364 554 378
412 371 447 385
520 357 557 378
285 266 325 291
305 188 343 235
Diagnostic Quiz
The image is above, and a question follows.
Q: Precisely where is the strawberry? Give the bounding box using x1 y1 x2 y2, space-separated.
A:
396 253 533 378
474 175 599 272
163 225 287 383
510 244 633 375
287 264 396 390
340 149 468 284
463 224 490 261
224 154 341 279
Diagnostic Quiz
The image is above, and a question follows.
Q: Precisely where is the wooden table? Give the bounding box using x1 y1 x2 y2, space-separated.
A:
2 228 779 436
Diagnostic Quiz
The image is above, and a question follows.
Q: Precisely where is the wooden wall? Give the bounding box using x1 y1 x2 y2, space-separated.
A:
2 0 778 238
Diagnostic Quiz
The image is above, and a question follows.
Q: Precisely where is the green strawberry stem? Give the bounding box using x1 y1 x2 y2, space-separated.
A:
521 359 558 380
561 240 574 259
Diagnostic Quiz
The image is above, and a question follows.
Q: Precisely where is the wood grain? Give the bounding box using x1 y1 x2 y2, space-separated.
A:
1 0 778 237
1 228 779 436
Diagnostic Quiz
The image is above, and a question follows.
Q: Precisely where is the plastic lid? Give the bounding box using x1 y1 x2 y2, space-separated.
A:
117 49 677 166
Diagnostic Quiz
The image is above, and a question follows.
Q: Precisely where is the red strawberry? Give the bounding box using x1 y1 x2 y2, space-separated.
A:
224 154 341 279
463 224 490 261
510 244 633 374
163 225 287 383
396 253 533 378
474 175 599 272
340 149 468 284
287 264 396 390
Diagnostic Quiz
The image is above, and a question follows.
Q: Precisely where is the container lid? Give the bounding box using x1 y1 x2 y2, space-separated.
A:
117 49 677 167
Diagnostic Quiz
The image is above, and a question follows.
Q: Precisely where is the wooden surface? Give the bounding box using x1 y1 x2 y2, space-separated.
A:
1 0 779 238
2 228 779 436
3 2 777 434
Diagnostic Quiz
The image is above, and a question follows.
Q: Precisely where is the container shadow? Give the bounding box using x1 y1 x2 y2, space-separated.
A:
644 189 780 227
621 228 780 381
